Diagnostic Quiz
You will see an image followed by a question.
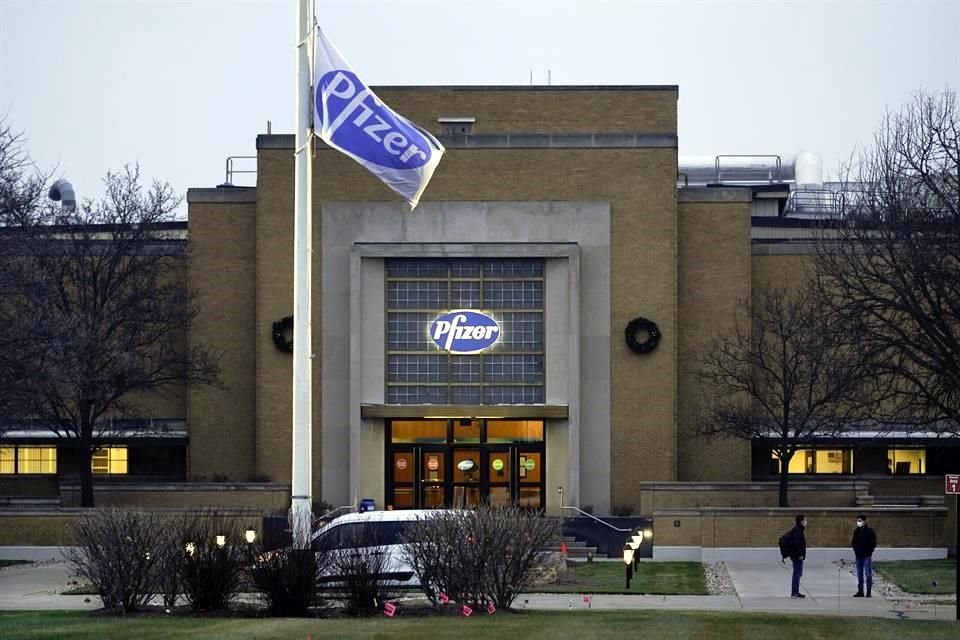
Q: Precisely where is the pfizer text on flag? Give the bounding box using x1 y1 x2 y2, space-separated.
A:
313 29 445 209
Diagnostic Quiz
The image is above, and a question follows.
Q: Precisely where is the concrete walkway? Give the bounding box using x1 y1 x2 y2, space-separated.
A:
0 559 955 620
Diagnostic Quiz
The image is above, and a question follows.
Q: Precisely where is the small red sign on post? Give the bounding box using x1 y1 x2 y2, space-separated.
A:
383 601 397 617
946 474 960 494
461 604 473 617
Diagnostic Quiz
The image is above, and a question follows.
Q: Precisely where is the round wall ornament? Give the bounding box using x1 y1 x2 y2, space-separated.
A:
272 316 294 352
625 317 661 354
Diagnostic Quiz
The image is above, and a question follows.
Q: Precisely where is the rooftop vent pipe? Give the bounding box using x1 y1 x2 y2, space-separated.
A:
48 179 77 212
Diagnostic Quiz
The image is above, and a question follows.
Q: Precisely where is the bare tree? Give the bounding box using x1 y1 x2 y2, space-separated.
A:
814 89 960 435
697 287 873 507
0 117 52 423
1 164 220 506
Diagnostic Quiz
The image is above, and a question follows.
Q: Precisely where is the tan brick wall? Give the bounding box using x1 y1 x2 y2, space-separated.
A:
637 482 866 513
677 200 752 483
655 508 947 548
188 200 258 481
58 483 289 511
188 88 680 504
0 476 59 497
373 87 678 136
253 87 679 504
0 509 267 546
751 253 813 292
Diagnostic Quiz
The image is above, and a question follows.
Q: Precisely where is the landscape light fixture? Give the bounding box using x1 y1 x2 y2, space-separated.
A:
623 543 634 589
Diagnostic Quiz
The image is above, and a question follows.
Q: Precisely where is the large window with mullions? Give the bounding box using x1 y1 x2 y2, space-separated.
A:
386 258 545 404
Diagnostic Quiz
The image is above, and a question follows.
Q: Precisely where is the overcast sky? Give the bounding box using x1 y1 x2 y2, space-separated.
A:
1 0 958 211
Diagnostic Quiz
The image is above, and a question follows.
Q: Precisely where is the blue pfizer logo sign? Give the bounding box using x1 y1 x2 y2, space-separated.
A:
430 310 500 354
316 70 434 169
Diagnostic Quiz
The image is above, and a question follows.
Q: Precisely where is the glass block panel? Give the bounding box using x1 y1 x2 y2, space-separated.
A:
388 355 447 382
450 260 481 278
450 281 481 308
450 355 482 383
388 281 447 309
450 386 481 404
497 312 544 351
387 312 432 351
483 259 543 278
387 385 449 404
483 281 543 309
483 354 544 383
386 259 448 278
483 386 544 404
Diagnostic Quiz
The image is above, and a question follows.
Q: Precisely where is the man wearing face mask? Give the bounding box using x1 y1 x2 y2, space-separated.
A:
787 514 808 598
851 514 877 597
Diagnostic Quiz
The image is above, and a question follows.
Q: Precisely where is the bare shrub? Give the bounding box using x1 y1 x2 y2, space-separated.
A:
175 511 249 611
250 547 328 617
64 509 167 614
403 505 561 610
329 523 402 616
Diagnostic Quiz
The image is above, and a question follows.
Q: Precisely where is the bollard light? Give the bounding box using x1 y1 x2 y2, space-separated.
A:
216 535 226 548
623 543 634 589
245 529 257 544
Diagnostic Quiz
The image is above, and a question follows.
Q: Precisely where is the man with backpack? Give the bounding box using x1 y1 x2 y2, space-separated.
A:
779 514 808 598
850 514 877 597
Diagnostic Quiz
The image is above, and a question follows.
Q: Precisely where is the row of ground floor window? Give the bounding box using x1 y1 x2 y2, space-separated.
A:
753 445 960 476
2 442 958 479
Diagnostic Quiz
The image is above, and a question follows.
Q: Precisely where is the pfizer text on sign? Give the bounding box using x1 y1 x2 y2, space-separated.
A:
314 29 445 209
430 310 500 354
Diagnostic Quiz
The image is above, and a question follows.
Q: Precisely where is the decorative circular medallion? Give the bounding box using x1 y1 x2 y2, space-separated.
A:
625 317 662 355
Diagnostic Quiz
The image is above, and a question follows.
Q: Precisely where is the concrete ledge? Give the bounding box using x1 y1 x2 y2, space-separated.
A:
186 187 257 204
257 132 677 150
57 482 290 492
0 546 68 561
641 481 870 492
653 546 948 563
677 187 752 203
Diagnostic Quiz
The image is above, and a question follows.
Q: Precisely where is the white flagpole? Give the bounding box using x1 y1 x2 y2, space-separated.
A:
290 0 314 550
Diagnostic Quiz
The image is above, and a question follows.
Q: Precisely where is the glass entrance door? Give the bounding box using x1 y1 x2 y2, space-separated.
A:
386 419 545 510
420 448 446 508
485 447 512 507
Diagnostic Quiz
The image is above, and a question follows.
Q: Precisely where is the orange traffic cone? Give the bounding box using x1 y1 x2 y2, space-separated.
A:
561 541 567 557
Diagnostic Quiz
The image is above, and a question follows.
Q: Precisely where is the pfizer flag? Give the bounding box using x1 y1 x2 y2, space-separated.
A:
313 29 445 209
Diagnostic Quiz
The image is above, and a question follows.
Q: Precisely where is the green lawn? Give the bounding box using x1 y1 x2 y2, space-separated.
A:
874 560 956 595
534 561 707 595
1 610 957 640
0 560 32 569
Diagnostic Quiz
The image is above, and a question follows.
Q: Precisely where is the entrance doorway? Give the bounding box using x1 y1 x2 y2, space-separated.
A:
386 419 545 510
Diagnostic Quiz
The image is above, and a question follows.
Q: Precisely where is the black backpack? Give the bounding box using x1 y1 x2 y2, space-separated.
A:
778 531 793 559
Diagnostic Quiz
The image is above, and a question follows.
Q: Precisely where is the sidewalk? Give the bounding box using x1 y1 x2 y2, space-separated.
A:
0 559 955 620
521 560 956 621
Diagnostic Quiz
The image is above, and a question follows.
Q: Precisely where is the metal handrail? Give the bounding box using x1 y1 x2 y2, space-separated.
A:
310 504 356 533
224 155 257 185
714 154 782 184
560 505 632 532
677 172 689 188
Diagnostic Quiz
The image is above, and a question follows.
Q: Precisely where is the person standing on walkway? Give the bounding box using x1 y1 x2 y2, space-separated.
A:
787 514 807 598
851 513 877 597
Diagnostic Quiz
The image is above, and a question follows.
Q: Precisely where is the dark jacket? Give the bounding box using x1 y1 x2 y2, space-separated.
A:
788 523 806 560
851 525 877 558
